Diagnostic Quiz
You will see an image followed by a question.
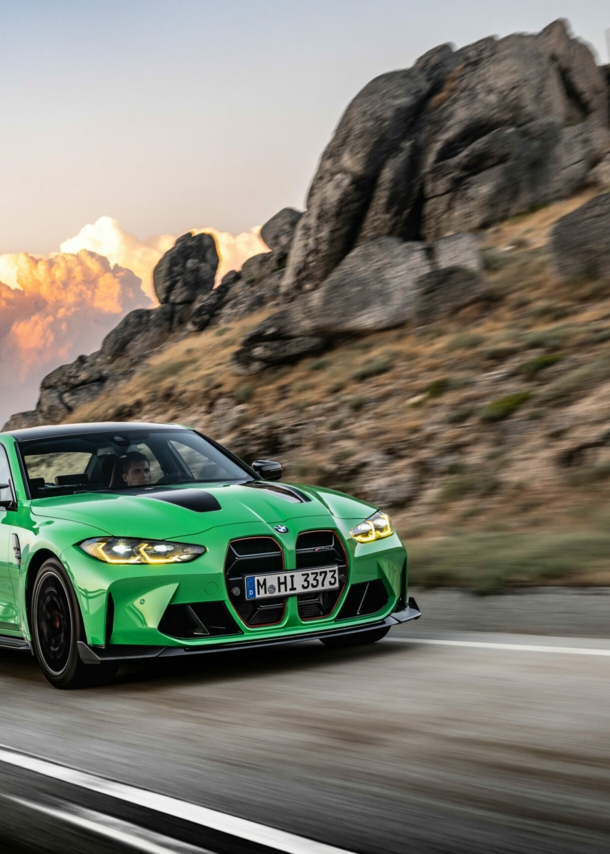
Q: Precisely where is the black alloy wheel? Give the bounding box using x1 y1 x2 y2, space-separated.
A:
31 559 117 689
321 626 390 649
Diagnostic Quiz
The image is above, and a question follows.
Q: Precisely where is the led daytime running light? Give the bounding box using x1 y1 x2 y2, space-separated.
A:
79 537 206 565
350 511 394 544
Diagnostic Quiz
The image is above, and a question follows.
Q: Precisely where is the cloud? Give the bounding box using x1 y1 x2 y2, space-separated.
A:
0 216 270 426
60 216 269 299
0 249 149 423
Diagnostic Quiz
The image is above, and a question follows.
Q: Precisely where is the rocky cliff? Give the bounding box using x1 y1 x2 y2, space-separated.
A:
4 18 610 432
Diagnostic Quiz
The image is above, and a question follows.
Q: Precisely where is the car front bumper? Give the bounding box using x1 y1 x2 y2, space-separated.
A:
77 597 421 663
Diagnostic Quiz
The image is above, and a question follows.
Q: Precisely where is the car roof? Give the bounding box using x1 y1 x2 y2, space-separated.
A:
3 422 191 442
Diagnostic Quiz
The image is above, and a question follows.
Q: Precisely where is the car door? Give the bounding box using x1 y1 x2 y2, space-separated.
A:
0 443 19 630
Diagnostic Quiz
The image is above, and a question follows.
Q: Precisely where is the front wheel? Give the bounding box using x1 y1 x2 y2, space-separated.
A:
31 559 117 689
321 627 390 649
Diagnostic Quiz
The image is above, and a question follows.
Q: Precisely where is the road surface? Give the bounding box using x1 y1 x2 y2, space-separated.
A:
0 623 609 853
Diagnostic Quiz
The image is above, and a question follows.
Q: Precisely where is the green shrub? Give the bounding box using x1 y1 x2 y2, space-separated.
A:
348 395 366 411
566 460 610 487
351 355 394 380
408 529 610 594
427 378 451 398
541 357 610 405
483 343 520 361
528 301 572 321
524 326 572 350
447 333 486 351
481 391 532 422
517 353 564 379
445 405 475 424
309 358 331 371
234 384 254 403
329 417 344 430
438 471 500 504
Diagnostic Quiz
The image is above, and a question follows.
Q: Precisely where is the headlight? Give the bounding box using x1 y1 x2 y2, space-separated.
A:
350 511 394 543
79 537 206 565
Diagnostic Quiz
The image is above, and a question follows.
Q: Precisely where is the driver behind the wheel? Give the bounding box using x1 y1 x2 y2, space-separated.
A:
121 452 152 487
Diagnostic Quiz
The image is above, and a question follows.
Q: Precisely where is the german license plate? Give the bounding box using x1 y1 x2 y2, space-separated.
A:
245 567 339 600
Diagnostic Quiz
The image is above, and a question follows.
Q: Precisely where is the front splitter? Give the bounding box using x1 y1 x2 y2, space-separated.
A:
78 597 422 665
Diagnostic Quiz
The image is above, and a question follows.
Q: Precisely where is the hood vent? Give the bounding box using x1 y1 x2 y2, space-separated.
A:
141 489 221 513
243 482 311 503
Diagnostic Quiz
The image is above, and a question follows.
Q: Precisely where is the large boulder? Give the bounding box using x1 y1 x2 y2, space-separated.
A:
280 20 610 295
433 233 482 273
294 237 431 335
550 193 610 281
260 208 303 256
240 251 280 283
153 232 219 305
99 304 175 361
415 267 489 325
232 311 326 374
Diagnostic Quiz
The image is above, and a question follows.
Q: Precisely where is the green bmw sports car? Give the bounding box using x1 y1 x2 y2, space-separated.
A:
0 422 420 688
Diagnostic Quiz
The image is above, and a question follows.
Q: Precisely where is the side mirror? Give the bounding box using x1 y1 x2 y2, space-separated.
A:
0 484 16 511
251 460 283 482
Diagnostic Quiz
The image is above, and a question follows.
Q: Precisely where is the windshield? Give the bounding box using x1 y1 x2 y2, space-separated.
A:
19 429 251 498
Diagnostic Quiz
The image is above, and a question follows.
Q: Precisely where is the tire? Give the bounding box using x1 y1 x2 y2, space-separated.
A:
31 559 118 689
321 627 390 649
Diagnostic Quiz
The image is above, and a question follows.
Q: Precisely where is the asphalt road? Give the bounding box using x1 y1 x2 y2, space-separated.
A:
1 622 610 853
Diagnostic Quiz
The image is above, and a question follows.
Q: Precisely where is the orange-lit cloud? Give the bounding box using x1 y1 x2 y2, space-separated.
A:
0 217 269 425
60 216 269 299
0 249 149 422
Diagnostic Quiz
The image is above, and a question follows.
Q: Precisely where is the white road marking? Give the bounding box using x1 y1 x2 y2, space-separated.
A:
389 637 610 656
0 745 353 854
6 796 210 854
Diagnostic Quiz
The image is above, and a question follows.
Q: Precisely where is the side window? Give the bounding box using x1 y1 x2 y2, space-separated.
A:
169 440 226 480
0 446 14 503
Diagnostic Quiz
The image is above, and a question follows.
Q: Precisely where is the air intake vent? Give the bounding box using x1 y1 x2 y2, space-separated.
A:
159 601 242 639
225 537 285 627
295 531 347 621
337 580 388 621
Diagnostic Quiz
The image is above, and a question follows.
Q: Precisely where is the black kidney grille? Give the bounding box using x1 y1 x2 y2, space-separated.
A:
225 537 285 627
295 530 347 620
337 580 389 621
159 601 243 639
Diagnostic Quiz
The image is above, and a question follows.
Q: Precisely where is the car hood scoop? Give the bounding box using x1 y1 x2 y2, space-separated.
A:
139 488 221 512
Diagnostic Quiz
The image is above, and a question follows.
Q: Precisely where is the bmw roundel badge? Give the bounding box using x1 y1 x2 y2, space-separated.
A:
275 525 289 534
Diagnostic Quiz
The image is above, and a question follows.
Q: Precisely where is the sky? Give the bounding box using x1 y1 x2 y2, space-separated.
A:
0 0 608 256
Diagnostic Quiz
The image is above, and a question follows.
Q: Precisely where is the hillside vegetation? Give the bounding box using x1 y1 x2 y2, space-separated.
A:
67 192 610 593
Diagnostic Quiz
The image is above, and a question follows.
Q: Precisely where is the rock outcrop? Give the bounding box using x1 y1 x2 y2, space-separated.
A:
260 208 302 256
550 192 610 281
281 19 610 298
153 232 218 305
232 232 485 372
